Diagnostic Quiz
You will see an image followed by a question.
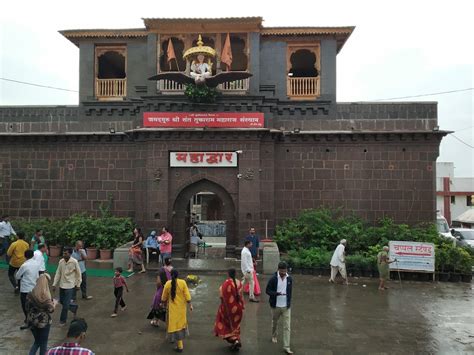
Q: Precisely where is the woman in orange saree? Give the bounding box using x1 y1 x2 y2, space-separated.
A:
214 268 244 351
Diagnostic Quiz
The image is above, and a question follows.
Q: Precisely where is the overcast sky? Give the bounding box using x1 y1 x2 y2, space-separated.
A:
1 0 472 176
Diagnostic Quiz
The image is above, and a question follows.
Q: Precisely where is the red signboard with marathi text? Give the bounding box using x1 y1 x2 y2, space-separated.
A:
143 112 264 128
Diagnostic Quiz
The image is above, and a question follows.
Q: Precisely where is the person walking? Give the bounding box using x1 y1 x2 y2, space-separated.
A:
71 241 93 301
266 261 294 355
52 248 82 326
0 215 17 262
111 267 129 318
147 270 168 326
26 274 57 355
214 268 244 351
33 244 48 275
158 227 173 266
7 231 30 293
161 269 193 353
16 249 41 329
46 318 94 355
329 239 348 285
241 240 258 302
377 246 396 291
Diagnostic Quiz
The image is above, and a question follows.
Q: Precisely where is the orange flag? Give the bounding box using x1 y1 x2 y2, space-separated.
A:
221 33 233 71
167 38 176 70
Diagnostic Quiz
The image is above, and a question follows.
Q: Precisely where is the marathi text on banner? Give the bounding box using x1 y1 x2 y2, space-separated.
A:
143 112 264 128
389 241 435 272
170 152 238 167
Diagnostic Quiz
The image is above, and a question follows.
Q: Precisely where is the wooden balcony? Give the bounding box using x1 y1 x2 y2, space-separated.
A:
95 79 127 100
157 72 249 94
287 76 319 100
218 78 249 94
159 78 185 94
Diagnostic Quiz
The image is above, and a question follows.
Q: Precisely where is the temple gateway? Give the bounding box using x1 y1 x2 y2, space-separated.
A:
0 17 446 256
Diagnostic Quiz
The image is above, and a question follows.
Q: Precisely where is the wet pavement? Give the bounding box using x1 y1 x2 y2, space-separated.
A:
0 270 473 355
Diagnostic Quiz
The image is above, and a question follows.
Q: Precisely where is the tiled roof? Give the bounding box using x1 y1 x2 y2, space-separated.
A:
261 26 354 36
59 29 147 46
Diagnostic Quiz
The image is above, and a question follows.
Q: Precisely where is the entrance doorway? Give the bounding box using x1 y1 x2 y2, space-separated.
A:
171 179 236 258
189 192 226 257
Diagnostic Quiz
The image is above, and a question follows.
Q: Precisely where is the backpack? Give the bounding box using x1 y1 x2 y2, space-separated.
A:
26 297 51 329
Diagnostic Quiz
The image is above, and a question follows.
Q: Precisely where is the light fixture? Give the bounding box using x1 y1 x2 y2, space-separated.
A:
235 150 243 154
432 126 440 132
293 128 301 134
237 173 243 179
109 128 116 134
287 72 294 77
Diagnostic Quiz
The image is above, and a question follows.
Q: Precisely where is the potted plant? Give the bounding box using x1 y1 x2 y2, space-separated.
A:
86 244 98 260
96 233 114 260
47 232 62 257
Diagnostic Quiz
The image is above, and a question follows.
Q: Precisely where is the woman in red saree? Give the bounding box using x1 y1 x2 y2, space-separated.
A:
214 268 244 351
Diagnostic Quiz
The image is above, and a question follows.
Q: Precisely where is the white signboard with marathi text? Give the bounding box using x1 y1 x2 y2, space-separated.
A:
389 241 435 272
170 152 237 167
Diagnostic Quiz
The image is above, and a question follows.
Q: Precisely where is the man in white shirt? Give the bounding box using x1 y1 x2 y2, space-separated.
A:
0 215 16 262
241 240 258 302
53 247 82 326
329 239 348 285
265 261 294 354
33 243 47 274
15 249 40 328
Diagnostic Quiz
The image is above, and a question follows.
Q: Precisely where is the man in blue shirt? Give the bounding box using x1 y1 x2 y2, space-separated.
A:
71 241 93 301
245 227 260 260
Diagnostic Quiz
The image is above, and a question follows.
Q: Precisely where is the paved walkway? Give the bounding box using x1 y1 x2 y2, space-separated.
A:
0 270 473 354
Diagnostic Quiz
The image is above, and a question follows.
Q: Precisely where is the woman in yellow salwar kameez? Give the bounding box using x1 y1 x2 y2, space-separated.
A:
162 269 193 353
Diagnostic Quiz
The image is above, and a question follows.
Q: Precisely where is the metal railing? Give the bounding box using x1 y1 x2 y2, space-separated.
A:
287 76 319 98
95 79 127 98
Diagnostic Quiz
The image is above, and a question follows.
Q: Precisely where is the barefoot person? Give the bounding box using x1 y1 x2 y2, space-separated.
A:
377 246 396 290
7 231 30 293
52 248 82 326
147 271 168 327
111 267 129 318
161 269 193 353
15 249 40 329
127 228 146 273
266 261 294 355
241 240 258 302
26 274 57 355
72 241 93 301
214 268 244 351
329 239 348 285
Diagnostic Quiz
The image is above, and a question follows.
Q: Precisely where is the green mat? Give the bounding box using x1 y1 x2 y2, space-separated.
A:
0 261 132 278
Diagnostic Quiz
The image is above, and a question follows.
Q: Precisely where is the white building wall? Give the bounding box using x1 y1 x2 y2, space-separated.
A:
436 162 474 223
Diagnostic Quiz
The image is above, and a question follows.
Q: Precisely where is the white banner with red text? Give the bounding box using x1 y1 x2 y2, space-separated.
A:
389 241 435 272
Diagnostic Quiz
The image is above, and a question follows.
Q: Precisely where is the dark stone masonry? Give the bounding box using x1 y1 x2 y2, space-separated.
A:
0 17 446 256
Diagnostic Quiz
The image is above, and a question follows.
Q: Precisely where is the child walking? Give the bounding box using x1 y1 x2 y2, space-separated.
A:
111 267 129 318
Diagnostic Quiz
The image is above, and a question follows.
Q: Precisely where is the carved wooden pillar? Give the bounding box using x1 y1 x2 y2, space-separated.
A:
216 33 222 73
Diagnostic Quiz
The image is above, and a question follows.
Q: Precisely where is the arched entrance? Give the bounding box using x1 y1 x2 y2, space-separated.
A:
171 179 236 258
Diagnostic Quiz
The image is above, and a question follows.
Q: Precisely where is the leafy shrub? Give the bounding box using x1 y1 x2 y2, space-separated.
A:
276 208 473 274
184 84 219 103
12 214 133 250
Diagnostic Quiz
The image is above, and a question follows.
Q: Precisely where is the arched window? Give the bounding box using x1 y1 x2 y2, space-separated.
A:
97 51 126 79
160 37 186 72
286 44 320 99
95 46 127 99
229 36 247 71
289 49 318 77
